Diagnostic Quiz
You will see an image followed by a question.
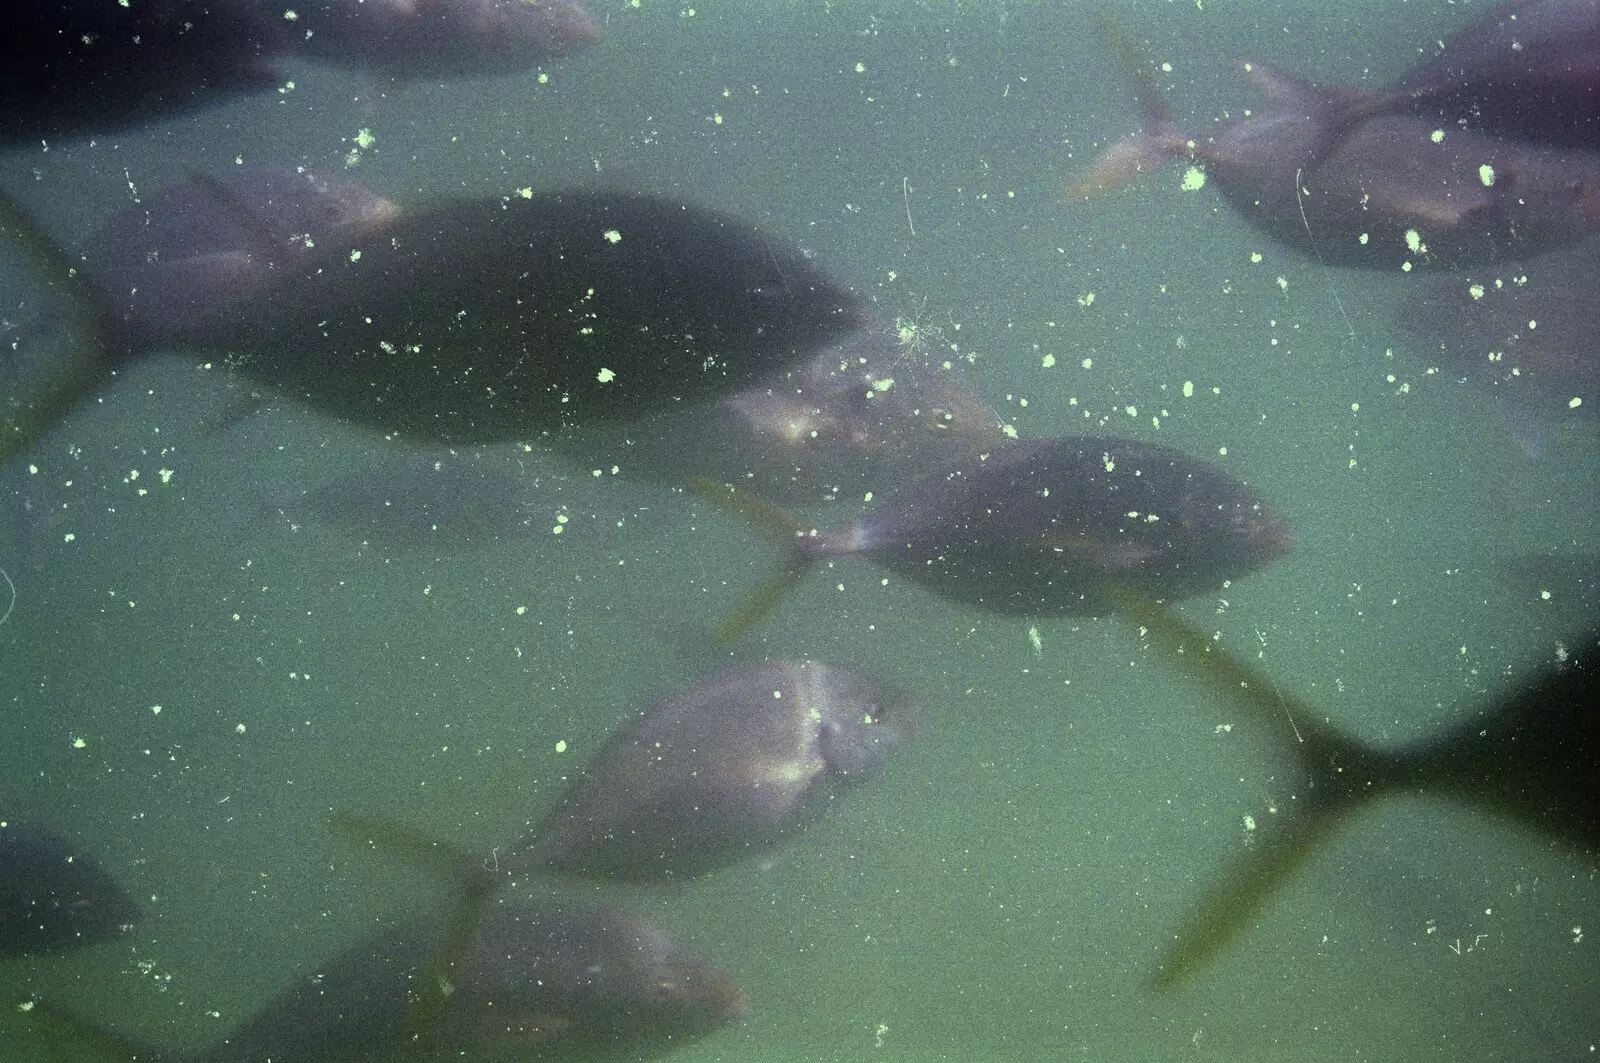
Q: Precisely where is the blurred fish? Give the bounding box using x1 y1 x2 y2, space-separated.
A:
81 166 401 339
263 0 601 80
1382 0 1600 150
552 320 1008 510
1495 550 1600 613
507 659 922 882
1 0 600 143
0 186 865 461
1068 35 1600 268
707 436 1295 641
30 893 744 1061
0 0 283 143
0 823 139 957
1394 238 1599 455
266 448 543 557
1111 590 1600 989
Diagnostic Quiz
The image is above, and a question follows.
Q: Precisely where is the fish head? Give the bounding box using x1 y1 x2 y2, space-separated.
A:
809 665 924 782
1201 494 1297 565
297 172 403 248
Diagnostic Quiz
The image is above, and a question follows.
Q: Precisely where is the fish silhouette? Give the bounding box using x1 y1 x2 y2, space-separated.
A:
1395 237 1600 455
508 659 923 882
259 0 600 81
708 436 1295 641
1068 25 1600 268
1 185 865 461
551 320 1008 510
28 893 745 1061
81 166 401 339
0 824 139 957
1382 0 1600 150
1 0 600 143
1112 589 1599 989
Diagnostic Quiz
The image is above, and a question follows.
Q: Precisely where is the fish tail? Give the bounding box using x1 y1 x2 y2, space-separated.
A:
713 559 814 646
1108 585 1402 986
327 810 503 896
687 477 818 644
1151 793 1360 989
0 190 118 464
326 811 503 1045
1062 18 1189 200
21 997 170 1060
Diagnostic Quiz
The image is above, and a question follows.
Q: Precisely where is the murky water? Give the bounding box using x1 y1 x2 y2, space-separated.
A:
4 2 1596 1060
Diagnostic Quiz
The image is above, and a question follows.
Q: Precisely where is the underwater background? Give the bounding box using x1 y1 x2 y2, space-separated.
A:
3 0 1597 1059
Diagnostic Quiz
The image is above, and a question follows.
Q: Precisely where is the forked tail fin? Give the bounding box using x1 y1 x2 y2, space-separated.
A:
687 477 818 644
1107 586 1402 988
326 811 502 1044
1062 18 1191 200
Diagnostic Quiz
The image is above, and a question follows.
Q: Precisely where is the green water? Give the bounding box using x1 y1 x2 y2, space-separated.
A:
3 1 1596 1060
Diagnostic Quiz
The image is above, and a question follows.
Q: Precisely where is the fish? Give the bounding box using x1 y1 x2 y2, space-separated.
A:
508 659 922 882
1 0 600 143
0 823 140 957
28 893 746 1061
706 436 1295 641
265 0 602 80
1394 237 1599 454
1068 34 1600 268
80 166 402 340
550 320 1008 509
266 448 545 558
1109 589 1600 989
0 1 285 143
0 186 866 461
1381 0 1600 150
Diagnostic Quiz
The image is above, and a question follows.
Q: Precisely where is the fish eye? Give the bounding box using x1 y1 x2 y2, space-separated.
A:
648 979 681 1000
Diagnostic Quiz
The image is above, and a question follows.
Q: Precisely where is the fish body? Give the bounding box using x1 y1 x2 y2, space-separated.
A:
0 824 139 957
0 0 599 142
121 189 866 441
553 321 1006 508
4 186 863 456
268 449 541 557
1395 238 1600 442
805 437 1294 616
0 0 281 143
261 0 601 79
1385 0 1600 149
81 166 401 341
1201 70 1600 267
39 895 742 1062
511 660 921 882
1071 32 1600 267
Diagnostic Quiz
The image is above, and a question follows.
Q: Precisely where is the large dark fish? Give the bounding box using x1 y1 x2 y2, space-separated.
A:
0 823 139 957
259 0 600 80
707 436 1294 640
1394 237 1599 454
0 0 282 144
1383 0 1600 150
1 0 600 143
1 186 865 459
509 659 922 882
1112 590 1600 989
1069 39 1600 268
81 166 401 338
31 894 745 1061
552 320 1008 509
